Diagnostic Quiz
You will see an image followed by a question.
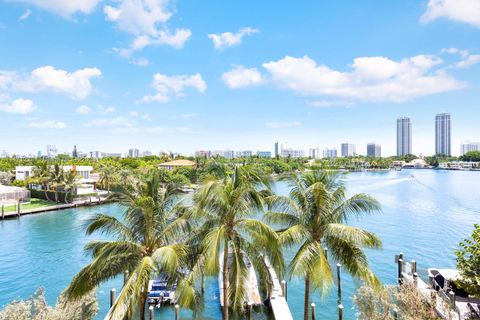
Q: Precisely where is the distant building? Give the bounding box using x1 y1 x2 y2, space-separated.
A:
236 150 253 158
323 148 337 159
72 145 78 158
128 148 140 157
367 143 381 157
142 150 152 157
212 150 235 159
281 148 305 158
46 145 57 158
158 159 196 171
90 151 102 159
439 161 480 170
341 143 356 157
256 151 271 158
309 148 321 159
435 113 451 156
397 117 412 156
102 152 122 158
195 150 211 158
0 150 8 158
460 142 480 156
274 142 279 158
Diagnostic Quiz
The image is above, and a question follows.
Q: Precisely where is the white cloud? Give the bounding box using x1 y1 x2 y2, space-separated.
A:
222 66 263 88
143 72 206 103
208 27 258 50
421 0 480 28
75 105 91 115
0 98 35 114
105 0 191 55
19 9 32 20
17 0 101 18
308 100 353 108
28 120 66 129
84 117 134 128
252 54 465 102
97 105 115 114
265 121 302 129
456 54 480 69
0 66 101 99
178 113 196 120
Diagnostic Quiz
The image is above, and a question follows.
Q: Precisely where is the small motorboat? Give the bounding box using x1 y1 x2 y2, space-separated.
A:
428 268 480 319
147 273 177 306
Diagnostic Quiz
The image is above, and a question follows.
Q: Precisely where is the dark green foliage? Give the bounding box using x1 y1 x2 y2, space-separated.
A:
455 224 480 297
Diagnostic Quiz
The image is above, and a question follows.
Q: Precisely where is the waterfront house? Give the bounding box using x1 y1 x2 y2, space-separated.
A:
158 159 196 171
438 161 480 170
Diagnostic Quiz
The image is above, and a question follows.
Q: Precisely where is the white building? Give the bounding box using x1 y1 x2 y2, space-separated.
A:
460 142 480 156
367 143 381 158
46 145 57 158
15 165 95 195
435 113 451 156
341 143 356 157
281 148 305 158
142 150 153 157
323 148 337 159
438 161 480 170
212 150 235 159
397 117 412 156
128 148 140 157
195 150 211 158
235 150 253 158
256 151 271 158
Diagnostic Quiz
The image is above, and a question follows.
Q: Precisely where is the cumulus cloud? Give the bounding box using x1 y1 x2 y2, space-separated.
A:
0 66 101 99
421 0 480 28
105 0 191 55
222 66 263 88
0 98 35 114
208 27 259 50
75 105 91 115
143 72 206 103
440 48 480 69
19 9 32 20
230 54 465 103
28 120 66 128
16 0 100 18
265 121 302 129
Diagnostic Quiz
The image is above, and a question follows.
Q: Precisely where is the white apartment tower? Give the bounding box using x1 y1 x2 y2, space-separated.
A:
396 117 412 156
435 113 451 156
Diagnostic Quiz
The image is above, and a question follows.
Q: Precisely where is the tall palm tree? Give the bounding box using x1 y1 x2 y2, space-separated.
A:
50 164 65 203
65 171 192 320
63 170 80 203
194 166 284 320
97 162 117 195
266 171 382 320
31 161 52 201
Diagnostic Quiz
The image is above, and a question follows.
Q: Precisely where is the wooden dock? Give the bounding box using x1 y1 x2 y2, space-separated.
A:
264 257 293 320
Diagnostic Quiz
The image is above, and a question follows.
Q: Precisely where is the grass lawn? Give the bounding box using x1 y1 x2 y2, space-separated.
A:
3 198 57 213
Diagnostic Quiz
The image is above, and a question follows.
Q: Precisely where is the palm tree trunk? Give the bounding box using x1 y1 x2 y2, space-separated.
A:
140 291 147 320
304 272 310 320
222 239 229 320
201 270 205 295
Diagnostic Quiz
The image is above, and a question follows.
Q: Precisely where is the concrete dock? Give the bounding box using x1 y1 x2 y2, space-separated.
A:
264 257 293 320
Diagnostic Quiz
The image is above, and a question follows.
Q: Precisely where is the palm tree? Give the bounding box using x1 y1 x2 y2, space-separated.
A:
31 161 52 201
65 171 192 320
50 164 65 203
194 166 284 320
63 170 80 203
97 162 117 195
266 171 382 320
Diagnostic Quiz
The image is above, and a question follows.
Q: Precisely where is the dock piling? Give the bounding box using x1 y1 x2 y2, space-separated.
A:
175 304 180 320
338 304 344 320
149 306 154 320
81 302 86 320
247 302 252 320
281 280 287 301
110 288 116 308
449 290 455 309
337 263 342 304
324 247 328 260
124 270 129 286
413 272 418 287
397 258 403 285
411 260 416 273
311 303 316 320
393 307 398 320
1 204 4 219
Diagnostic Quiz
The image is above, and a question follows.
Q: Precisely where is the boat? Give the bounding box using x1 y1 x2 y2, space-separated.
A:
428 268 480 319
147 273 176 305
218 251 262 307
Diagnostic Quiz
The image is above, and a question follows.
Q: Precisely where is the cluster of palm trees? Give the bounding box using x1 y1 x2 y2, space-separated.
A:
65 166 382 320
28 162 80 203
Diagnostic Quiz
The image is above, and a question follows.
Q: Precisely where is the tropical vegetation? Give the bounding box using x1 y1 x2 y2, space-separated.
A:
455 224 480 297
266 171 382 320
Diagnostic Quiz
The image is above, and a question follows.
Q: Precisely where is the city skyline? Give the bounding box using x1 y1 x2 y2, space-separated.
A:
0 1 479 156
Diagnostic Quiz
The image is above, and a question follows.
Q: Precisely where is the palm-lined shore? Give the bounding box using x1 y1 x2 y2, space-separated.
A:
62 166 382 320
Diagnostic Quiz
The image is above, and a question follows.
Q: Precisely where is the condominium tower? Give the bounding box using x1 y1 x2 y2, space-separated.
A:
367 143 381 157
435 113 451 156
341 143 356 157
396 117 412 156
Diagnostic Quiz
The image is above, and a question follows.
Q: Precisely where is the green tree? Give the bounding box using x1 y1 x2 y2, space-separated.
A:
65 171 192 319
97 162 118 194
194 166 283 320
455 224 480 297
30 161 52 201
63 170 80 203
459 151 480 162
49 164 65 203
267 171 382 320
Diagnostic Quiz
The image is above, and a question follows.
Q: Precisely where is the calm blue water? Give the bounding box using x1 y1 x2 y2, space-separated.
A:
0 170 479 319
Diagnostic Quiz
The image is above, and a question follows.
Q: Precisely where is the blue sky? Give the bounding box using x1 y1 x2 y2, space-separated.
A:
0 0 479 156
